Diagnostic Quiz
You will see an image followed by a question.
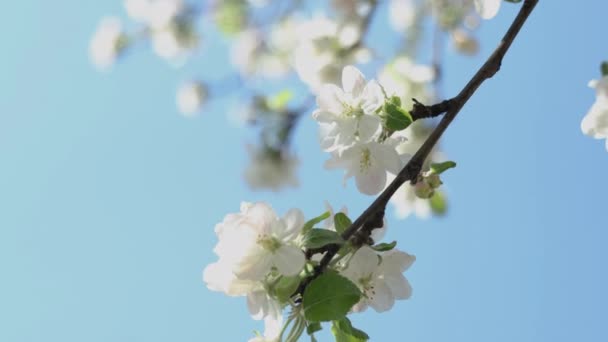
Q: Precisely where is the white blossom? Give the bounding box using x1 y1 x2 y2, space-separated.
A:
244 146 299 191
581 75 608 151
124 0 184 29
474 0 501 20
378 56 435 110
325 139 405 195
388 0 416 32
176 81 206 116
89 17 126 70
341 246 414 313
294 16 370 92
312 66 384 154
211 202 306 281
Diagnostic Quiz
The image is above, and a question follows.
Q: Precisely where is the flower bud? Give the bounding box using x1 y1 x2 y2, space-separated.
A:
414 180 435 199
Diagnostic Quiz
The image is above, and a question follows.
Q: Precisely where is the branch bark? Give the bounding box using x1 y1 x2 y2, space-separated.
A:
295 0 539 298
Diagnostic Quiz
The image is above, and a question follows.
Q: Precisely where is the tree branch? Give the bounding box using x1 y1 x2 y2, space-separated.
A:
295 0 539 299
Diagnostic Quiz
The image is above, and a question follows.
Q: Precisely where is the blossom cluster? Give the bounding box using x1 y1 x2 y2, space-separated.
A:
203 202 414 341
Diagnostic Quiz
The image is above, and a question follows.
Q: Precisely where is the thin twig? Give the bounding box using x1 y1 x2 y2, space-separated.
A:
294 0 539 298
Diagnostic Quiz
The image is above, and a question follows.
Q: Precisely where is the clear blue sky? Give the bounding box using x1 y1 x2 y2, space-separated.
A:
1 1 607 341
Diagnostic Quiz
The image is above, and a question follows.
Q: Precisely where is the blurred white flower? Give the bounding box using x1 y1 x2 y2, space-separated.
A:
474 0 501 20
150 24 198 62
244 147 299 191
176 81 206 116
89 17 127 70
211 202 306 281
312 66 384 154
389 0 416 32
340 246 414 313
378 56 435 110
325 139 404 195
124 0 184 29
581 75 608 151
294 16 369 92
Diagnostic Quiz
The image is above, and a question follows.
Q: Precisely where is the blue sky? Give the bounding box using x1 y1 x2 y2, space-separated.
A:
1 1 607 341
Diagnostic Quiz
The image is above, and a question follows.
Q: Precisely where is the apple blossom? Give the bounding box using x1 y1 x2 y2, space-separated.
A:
340 246 414 313
325 138 406 196
312 66 384 154
211 202 306 281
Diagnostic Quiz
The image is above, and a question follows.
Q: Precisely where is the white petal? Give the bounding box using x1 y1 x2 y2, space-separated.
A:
383 250 416 273
475 0 500 20
234 250 273 280
371 143 402 175
342 66 366 97
357 115 382 143
317 84 346 113
247 290 269 320
383 274 412 300
368 280 394 312
273 245 305 276
312 109 338 123
361 81 385 114
356 162 387 195
351 246 381 276
282 208 305 239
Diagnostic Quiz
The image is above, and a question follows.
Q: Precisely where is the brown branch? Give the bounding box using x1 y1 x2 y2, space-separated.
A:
294 0 539 299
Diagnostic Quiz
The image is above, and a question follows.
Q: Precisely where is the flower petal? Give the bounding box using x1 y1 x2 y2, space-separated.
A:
357 115 382 143
356 162 387 195
342 65 366 97
317 84 346 113
383 274 412 300
361 80 384 114
282 208 305 238
368 280 394 312
234 249 273 280
273 245 305 276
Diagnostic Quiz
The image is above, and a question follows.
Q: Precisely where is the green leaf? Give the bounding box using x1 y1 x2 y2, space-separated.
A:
384 101 413 131
601 61 608 76
301 229 344 249
302 272 361 322
274 275 301 303
267 89 294 111
333 213 352 235
331 317 369 342
430 161 457 175
302 212 331 235
371 241 397 252
430 191 447 216
389 95 401 106
306 322 322 336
